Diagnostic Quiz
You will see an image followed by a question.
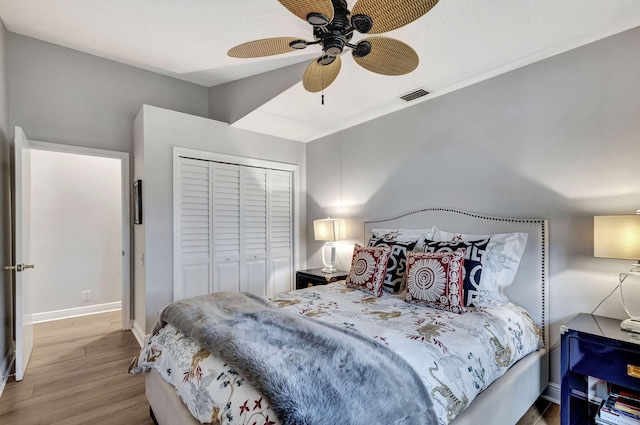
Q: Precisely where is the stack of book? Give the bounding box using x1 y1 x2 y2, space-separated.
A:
596 390 640 425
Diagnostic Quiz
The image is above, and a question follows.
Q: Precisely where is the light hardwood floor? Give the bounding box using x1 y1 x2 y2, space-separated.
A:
0 311 559 425
516 398 560 425
0 310 153 425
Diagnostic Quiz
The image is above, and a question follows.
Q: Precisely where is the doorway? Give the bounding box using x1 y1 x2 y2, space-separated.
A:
25 141 130 329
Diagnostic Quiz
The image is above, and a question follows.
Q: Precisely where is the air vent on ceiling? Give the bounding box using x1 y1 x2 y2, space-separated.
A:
399 88 430 102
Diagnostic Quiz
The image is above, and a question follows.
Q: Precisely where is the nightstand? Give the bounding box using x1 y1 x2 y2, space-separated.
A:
295 268 348 290
560 313 640 425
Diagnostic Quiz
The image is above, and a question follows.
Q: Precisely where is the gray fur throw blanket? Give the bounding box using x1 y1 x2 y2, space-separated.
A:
154 292 437 425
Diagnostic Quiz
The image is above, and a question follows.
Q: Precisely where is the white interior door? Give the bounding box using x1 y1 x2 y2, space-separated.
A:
13 126 35 381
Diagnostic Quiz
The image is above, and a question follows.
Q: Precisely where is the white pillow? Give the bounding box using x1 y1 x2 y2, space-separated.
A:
432 229 528 304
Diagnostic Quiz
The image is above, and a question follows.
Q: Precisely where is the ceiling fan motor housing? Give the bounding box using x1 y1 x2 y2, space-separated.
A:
318 0 352 59
323 36 345 56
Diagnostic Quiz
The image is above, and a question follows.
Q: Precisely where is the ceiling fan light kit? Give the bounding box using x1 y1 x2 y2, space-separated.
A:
351 14 373 33
227 0 439 92
307 12 331 27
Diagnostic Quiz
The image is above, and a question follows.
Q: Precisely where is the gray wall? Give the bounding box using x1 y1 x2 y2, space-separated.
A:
305 26 640 388
208 61 309 124
6 34 209 153
0 19 11 378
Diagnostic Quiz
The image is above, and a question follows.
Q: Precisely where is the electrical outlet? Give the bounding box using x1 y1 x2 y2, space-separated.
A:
82 290 91 301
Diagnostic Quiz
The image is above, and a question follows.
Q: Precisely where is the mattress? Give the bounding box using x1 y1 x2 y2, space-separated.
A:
132 282 543 425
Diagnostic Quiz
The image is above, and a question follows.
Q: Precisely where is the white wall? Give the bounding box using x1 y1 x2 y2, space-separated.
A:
134 105 307 334
305 26 640 388
133 110 146 340
29 150 121 315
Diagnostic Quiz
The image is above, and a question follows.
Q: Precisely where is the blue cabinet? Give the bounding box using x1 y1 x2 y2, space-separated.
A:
560 314 640 425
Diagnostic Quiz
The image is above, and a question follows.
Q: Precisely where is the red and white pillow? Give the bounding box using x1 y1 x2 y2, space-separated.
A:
345 244 392 297
404 248 467 314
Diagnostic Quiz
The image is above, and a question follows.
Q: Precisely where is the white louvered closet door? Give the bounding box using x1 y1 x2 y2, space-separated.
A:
175 158 212 299
175 157 294 300
241 167 268 295
268 169 293 295
211 162 241 293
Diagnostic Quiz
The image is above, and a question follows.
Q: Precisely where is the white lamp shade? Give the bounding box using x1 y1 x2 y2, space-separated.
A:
313 218 346 242
594 215 640 260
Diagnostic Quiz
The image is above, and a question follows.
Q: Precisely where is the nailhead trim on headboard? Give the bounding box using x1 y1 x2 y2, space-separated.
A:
363 208 549 348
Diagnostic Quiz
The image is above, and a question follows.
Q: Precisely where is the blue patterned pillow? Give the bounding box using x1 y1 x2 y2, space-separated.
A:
421 239 489 307
368 235 418 294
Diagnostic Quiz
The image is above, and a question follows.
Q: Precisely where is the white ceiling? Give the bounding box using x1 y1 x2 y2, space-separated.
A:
1 0 640 142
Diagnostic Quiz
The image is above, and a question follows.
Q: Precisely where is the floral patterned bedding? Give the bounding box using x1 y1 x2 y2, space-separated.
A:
132 282 542 425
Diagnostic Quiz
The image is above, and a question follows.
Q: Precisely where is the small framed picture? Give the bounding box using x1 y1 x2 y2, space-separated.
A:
133 180 142 224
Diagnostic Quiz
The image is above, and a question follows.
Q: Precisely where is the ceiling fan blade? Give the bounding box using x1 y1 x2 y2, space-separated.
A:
303 56 342 92
227 37 308 58
278 0 334 24
352 37 418 76
351 0 439 34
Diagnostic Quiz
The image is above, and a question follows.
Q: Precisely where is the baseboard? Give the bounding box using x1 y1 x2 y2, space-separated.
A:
131 320 148 348
542 382 561 405
0 344 15 398
32 301 122 323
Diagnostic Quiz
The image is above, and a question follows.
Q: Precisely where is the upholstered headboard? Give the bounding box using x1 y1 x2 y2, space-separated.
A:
364 208 549 349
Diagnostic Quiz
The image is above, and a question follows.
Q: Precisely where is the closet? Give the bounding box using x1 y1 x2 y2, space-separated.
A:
174 155 294 300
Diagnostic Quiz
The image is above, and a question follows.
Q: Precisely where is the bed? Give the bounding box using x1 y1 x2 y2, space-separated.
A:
132 208 549 425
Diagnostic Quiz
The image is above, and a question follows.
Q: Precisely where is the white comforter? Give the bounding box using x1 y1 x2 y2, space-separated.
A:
133 282 542 425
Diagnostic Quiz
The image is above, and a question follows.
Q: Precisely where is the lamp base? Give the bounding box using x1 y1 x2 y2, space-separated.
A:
321 242 337 275
621 317 640 333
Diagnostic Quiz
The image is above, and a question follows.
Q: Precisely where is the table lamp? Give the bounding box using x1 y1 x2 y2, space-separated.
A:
594 213 640 332
313 217 346 273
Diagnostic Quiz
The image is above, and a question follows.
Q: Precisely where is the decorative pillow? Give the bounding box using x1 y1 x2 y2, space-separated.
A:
432 229 528 304
368 235 417 294
345 244 392 297
367 227 437 245
421 239 489 308
404 249 466 314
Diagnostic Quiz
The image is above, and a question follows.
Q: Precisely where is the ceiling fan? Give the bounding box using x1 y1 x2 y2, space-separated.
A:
227 0 439 93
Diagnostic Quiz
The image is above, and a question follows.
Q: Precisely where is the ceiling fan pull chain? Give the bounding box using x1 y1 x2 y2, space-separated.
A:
321 65 325 105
